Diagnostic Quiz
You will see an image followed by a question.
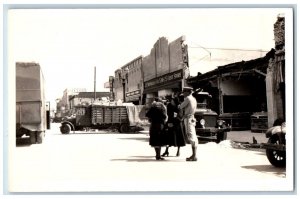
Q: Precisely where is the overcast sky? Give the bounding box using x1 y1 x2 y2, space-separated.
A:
8 8 288 107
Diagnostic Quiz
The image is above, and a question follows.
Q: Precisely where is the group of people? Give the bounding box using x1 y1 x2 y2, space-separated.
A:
145 87 198 161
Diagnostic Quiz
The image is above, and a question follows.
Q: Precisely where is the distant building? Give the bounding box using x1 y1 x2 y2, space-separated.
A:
61 88 87 110
69 92 110 109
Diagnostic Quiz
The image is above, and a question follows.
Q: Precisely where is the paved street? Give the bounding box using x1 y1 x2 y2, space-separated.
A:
9 123 290 193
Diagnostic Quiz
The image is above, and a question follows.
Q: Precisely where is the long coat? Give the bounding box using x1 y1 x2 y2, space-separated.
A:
146 102 167 147
165 102 186 147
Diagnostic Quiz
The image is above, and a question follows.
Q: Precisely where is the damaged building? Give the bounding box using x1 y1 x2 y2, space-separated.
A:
187 50 275 131
187 14 286 131
266 14 286 127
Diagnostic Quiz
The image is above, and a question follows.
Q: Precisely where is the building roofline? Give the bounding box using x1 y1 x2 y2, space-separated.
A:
187 48 275 83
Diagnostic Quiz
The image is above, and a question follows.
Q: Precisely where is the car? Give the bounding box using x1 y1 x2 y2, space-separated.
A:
193 91 231 143
261 119 286 167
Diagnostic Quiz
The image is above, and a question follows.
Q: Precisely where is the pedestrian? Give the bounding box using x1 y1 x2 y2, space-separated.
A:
162 97 186 157
179 87 198 161
145 97 168 160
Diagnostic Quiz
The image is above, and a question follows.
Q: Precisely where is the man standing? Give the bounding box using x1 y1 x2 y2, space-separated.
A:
179 87 198 161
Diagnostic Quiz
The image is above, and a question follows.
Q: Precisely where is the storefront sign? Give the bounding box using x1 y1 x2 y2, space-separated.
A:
126 90 141 97
125 90 141 102
144 69 183 89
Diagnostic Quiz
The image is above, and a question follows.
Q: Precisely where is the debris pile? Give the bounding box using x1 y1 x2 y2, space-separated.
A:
217 138 262 149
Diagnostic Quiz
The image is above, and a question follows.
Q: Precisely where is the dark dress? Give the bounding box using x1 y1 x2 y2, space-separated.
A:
165 103 186 147
146 102 167 147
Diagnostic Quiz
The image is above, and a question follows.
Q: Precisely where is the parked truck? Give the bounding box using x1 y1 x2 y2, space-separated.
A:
60 105 147 134
16 62 50 144
192 90 231 143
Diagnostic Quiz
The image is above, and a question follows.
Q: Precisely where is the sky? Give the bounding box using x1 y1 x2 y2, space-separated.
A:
7 8 288 108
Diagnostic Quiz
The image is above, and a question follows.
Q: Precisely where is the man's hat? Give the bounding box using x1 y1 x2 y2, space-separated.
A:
182 87 193 92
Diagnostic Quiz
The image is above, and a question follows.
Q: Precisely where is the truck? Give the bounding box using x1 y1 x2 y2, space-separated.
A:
192 90 231 143
60 105 147 134
16 62 50 144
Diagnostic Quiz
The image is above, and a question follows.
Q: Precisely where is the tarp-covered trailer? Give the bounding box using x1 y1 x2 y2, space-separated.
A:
60 105 147 134
16 62 50 144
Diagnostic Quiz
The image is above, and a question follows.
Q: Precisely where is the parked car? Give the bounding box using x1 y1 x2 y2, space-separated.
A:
192 90 231 143
261 118 286 167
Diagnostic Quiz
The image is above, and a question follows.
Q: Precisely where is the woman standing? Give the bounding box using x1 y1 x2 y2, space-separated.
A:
146 98 168 160
162 97 186 157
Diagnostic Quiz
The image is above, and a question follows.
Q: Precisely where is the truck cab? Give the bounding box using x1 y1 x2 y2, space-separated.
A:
193 91 231 143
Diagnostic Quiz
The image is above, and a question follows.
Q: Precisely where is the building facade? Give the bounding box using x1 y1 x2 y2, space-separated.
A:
142 36 190 105
187 50 275 130
112 56 143 104
266 14 285 127
110 36 191 106
61 88 87 111
56 88 87 118
187 15 286 130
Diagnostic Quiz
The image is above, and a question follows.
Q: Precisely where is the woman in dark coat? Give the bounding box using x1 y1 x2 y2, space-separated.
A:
162 97 186 157
146 98 168 160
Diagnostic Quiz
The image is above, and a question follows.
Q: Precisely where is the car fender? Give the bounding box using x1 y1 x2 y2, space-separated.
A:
61 121 75 131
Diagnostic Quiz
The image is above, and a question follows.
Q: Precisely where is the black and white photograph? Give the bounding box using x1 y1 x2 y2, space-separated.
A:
2 1 297 197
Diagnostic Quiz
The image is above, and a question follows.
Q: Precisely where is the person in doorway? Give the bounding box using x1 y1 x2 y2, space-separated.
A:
145 97 168 160
179 87 198 161
162 97 186 157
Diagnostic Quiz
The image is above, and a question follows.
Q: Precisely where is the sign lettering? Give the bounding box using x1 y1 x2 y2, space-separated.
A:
144 69 183 89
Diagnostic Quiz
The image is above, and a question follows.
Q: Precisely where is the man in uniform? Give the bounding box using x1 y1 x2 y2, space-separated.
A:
179 87 198 161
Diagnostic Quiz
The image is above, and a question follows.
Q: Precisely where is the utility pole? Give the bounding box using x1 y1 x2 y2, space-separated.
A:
94 66 96 102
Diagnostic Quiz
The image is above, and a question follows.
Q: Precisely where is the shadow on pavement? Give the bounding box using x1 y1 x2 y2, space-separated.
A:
52 130 142 135
242 165 286 177
118 137 149 142
16 137 32 147
53 132 120 135
111 156 185 162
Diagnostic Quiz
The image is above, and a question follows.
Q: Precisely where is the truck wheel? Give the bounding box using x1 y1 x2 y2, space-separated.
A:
216 131 227 143
119 124 130 133
60 123 71 134
36 131 45 144
30 131 37 144
266 135 286 167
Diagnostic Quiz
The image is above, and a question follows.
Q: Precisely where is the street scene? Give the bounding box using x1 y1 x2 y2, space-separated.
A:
7 6 294 195
11 123 287 192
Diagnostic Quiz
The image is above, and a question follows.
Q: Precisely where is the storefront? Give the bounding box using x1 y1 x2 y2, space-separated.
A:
187 50 275 130
143 69 185 105
125 90 141 105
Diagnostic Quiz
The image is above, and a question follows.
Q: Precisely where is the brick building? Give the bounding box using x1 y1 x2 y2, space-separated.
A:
112 56 143 104
111 36 189 105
